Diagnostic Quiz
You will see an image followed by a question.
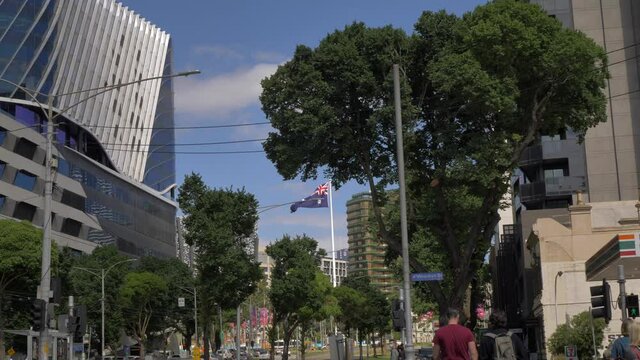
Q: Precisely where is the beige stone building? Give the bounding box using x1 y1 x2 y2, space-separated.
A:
527 198 640 358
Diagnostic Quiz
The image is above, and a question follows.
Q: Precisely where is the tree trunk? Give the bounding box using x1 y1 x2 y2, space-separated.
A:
0 293 5 360
282 329 291 360
267 321 277 360
358 334 362 360
203 322 211 360
468 276 480 330
139 336 146 359
372 334 377 357
300 324 308 360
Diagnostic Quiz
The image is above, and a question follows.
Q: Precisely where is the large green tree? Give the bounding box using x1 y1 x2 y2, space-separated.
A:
0 220 48 360
119 272 168 357
260 0 607 314
137 256 195 350
178 173 262 359
266 235 325 360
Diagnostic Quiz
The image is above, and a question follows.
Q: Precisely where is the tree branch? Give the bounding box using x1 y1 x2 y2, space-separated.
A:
360 151 447 306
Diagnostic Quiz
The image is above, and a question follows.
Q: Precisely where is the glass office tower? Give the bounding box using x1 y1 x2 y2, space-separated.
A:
0 0 177 257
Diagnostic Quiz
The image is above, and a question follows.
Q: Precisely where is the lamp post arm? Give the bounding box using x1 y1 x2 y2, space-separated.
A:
0 78 49 120
104 258 138 278
50 70 200 123
72 266 101 278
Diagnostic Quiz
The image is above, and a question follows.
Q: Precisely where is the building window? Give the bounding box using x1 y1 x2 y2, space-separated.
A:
13 202 36 221
115 54 120 66
0 161 5 178
14 170 37 191
61 190 85 211
120 34 125 47
0 126 6 145
137 49 141 62
114 125 119 138
61 218 82 237
112 99 117 113
14 138 38 160
0 195 6 210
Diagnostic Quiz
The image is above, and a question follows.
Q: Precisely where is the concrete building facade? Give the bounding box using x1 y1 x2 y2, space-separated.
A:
526 199 640 359
527 0 640 203
320 255 348 286
0 0 177 257
346 192 396 294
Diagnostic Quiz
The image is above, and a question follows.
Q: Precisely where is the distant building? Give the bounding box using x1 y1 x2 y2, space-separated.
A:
346 192 396 294
320 255 348 286
175 217 195 270
258 248 273 285
335 248 349 261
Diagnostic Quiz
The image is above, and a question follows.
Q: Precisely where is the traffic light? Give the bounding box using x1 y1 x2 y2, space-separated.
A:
75 304 87 342
391 299 405 331
590 279 612 323
627 294 639 319
30 299 47 331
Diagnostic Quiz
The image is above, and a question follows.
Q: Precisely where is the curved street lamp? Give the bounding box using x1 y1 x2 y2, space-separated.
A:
0 69 200 360
73 258 139 358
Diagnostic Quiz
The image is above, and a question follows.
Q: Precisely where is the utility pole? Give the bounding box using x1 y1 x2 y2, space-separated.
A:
393 64 414 360
69 296 74 360
194 287 198 348
619 265 627 320
38 96 55 360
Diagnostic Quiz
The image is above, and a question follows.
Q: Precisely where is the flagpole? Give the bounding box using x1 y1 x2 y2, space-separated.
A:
328 180 337 288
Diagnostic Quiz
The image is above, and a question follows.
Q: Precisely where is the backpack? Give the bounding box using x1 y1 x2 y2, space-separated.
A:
484 331 516 360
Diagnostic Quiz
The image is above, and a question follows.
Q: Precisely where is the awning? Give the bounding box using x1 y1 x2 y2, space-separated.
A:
586 233 640 281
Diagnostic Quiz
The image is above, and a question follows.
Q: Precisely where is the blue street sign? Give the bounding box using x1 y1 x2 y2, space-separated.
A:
411 272 444 282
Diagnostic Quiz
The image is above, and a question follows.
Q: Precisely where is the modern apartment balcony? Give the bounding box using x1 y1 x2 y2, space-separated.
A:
520 176 586 204
518 139 584 168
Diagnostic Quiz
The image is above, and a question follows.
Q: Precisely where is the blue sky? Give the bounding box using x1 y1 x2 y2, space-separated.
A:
120 0 487 252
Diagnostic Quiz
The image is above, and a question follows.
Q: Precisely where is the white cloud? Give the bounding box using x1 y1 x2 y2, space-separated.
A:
193 45 244 60
174 63 280 117
253 51 287 63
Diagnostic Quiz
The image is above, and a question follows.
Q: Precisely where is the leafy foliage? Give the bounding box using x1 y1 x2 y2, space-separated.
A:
547 312 605 357
178 173 262 357
260 0 608 314
0 220 47 360
266 235 326 360
119 272 168 357
66 245 131 351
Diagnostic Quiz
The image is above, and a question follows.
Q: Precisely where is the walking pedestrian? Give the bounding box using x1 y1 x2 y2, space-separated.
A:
478 310 527 360
612 319 634 359
398 343 405 360
624 321 640 360
433 309 478 360
391 343 399 360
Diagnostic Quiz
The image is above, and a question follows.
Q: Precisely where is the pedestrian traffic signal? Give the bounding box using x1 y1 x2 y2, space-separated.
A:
590 279 612 323
627 294 639 319
30 299 47 331
391 299 405 331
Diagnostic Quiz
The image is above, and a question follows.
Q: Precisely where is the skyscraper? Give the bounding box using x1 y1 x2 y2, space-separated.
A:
346 192 396 294
0 0 177 257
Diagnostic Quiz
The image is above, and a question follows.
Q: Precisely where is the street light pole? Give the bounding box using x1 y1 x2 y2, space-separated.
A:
0 69 199 359
554 271 564 326
75 258 137 358
393 64 414 360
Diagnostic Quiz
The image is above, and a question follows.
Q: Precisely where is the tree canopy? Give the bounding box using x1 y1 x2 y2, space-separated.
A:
260 0 608 314
266 234 327 360
547 311 605 357
0 220 48 360
178 173 262 357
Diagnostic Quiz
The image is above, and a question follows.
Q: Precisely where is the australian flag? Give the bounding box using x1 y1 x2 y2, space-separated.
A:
290 182 329 213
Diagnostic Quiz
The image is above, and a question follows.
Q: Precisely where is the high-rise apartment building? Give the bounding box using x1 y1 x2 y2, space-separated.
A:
0 0 177 257
346 192 396 294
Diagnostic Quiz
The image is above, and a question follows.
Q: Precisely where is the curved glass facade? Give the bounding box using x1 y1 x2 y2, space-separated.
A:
0 0 177 257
